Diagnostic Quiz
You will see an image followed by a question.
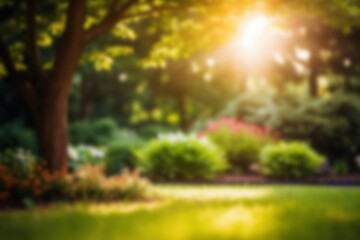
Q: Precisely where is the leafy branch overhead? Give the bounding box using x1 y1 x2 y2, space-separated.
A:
1 0 360 78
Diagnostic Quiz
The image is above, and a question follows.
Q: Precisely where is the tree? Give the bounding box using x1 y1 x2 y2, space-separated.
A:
0 0 229 174
0 0 359 174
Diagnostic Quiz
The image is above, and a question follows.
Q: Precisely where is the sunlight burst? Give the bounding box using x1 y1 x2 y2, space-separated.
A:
239 15 270 50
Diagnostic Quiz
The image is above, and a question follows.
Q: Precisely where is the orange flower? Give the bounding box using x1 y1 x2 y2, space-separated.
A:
123 168 130 175
42 171 53 182
133 170 140 179
0 165 7 172
34 178 41 186
0 191 9 201
22 180 30 187
33 188 42 196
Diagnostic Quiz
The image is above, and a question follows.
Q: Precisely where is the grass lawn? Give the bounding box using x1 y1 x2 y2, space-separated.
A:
1 185 360 240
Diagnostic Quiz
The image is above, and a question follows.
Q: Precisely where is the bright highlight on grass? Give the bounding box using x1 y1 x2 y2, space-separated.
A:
2 186 360 240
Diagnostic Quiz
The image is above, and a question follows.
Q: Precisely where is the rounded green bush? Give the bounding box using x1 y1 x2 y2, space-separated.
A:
92 118 118 144
105 139 145 175
136 133 228 181
208 126 265 172
261 141 324 178
204 119 274 172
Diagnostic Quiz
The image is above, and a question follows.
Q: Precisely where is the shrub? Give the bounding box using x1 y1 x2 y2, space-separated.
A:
137 133 227 181
331 161 349 176
0 124 37 153
68 145 106 172
105 138 145 176
65 164 149 201
68 129 146 176
0 149 150 205
261 142 324 178
68 121 95 144
0 149 63 202
268 94 360 171
220 93 360 171
137 124 175 139
69 118 119 145
0 148 37 174
92 118 118 144
202 118 276 172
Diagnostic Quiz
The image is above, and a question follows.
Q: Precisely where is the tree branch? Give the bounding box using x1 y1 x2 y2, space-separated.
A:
83 0 140 44
84 1 192 44
52 0 87 80
26 0 47 83
109 0 122 14
0 37 38 115
121 5 188 21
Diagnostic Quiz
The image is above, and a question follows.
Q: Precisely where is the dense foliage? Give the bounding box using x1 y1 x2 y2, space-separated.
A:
222 93 360 171
202 118 276 172
0 149 149 205
69 118 119 145
275 94 360 169
0 124 37 153
0 149 64 203
261 142 324 178
137 133 227 181
105 137 145 175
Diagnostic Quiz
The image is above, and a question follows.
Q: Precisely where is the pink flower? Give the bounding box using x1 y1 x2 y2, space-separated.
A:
264 127 271 133
200 118 279 142
198 131 205 138
207 122 218 132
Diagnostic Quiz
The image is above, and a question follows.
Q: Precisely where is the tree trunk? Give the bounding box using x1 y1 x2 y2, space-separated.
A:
35 63 82 174
35 39 83 174
37 0 87 174
37 91 69 175
1 0 87 175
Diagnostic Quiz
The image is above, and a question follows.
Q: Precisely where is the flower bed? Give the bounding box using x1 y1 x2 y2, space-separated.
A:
0 149 150 206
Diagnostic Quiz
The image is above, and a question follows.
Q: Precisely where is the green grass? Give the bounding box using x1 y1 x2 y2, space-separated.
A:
1 185 360 240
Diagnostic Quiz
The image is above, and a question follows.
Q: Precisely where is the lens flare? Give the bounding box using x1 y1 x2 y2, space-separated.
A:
239 15 270 50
